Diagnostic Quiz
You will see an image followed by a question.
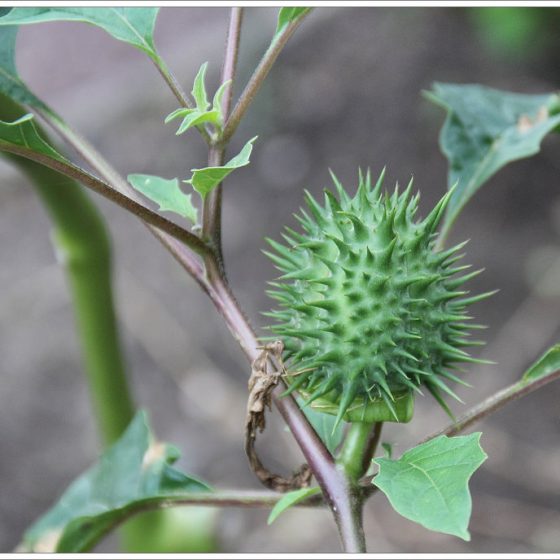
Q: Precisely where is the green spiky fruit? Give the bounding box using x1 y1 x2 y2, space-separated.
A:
264 170 492 426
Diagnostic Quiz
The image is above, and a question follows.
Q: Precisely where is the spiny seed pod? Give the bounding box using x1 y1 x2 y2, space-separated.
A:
263 169 493 426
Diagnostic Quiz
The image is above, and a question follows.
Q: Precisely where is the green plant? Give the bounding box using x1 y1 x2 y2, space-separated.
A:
1 6 560 553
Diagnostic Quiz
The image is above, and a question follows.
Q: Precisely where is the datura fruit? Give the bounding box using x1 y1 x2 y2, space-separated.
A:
264 169 492 426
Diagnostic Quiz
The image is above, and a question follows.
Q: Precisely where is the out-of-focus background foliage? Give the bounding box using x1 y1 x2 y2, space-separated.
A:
1 7 560 553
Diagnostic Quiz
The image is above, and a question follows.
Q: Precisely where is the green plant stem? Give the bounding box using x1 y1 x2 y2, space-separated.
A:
422 367 560 442
22 164 134 443
7 107 210 551
202 7 244 277
203 147 226 279
220 9 312 144
338 422 382 482
220 8 244 123
151 54 212 145
0 98 134 445
334 422 384 552
146 489 324 510
152 54 192 109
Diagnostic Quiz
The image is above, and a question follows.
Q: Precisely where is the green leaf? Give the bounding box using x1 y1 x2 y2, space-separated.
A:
0 113 68 162
185 136 257 198
0 7 160 57
164 108 195 124
165 107 219 135
128 174 198 224
521 344 560 383
276 7 310 34
267 487 321 525
212 79 231 115
23 411 210 553
0 25 47 108
176 110 221 135
192 62 210 111
426 83 560 234
166 77 230 134
373 433 487 540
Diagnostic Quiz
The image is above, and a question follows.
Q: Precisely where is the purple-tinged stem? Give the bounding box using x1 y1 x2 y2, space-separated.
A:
220 9 312 145
422 368 560 443
202 7 244 278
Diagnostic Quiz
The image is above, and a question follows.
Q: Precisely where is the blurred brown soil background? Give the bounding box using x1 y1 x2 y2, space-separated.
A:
1 7 560 553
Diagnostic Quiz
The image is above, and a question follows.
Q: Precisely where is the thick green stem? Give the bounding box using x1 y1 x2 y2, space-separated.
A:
33 167 134 443
0 98 134 445
338 422 381 483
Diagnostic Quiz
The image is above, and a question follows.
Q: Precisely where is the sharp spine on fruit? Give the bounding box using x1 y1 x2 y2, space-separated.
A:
264 169 491 423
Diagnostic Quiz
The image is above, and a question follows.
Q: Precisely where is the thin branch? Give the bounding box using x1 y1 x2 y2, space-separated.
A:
151 54 212 145
0 142 211 257
152 54 193 110
15 490 325 553
422 368 560 443
41 114 210 290
220 7 244 121
360 369 560 492
221 10 312 145
202 7 244 275
147 489 324 510
42 114 133 195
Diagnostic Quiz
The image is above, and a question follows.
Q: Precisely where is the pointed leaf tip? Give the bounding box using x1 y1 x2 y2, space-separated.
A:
521 344 560 383
0 114 68 163
373 433 487 540
428 83 560 234
192 61 210 111
0 7 160 56
185 136 257 198
275 7 310 35
267 487 321 525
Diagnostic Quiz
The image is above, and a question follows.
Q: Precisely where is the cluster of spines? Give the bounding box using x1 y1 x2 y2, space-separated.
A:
263 169 493 425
